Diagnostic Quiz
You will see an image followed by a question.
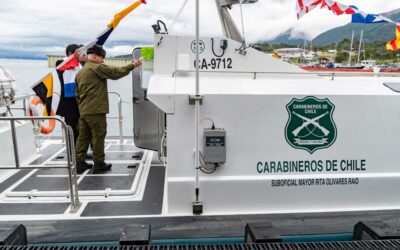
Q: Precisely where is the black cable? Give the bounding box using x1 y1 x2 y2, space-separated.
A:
211 38 225 58
157 20 168 34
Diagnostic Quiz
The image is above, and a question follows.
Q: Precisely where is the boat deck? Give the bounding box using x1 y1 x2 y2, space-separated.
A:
0 140 164 219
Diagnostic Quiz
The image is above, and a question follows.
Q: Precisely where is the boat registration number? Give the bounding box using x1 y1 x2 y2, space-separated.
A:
194 58 233 70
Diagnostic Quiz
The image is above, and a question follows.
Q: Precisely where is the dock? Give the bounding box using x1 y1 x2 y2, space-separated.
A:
47 55 132 68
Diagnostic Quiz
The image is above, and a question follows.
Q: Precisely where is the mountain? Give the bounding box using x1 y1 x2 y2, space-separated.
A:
314 8 400 45
267 30 309 46
267 8 400 46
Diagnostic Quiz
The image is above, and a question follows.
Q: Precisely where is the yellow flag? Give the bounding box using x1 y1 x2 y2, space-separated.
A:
387 25 400 51
108 0 147 29
32 73 53 115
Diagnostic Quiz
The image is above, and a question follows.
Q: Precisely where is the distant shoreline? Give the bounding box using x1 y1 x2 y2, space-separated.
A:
0 56 46 61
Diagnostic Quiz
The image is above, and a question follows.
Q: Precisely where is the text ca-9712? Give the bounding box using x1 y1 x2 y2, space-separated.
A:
194 58 233 70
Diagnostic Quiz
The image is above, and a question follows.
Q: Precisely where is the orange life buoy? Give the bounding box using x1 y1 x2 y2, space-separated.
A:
29 96 56 135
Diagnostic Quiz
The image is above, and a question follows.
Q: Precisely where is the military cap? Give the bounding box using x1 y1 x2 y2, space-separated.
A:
87 44 106 58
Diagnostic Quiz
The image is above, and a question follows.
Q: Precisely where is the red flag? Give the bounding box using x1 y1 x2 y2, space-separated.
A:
58 56 80 72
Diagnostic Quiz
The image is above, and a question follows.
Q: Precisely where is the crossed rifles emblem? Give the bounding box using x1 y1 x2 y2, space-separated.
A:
292 111 330 137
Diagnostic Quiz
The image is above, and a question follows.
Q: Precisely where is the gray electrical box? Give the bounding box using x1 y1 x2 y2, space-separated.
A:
203 128 226 164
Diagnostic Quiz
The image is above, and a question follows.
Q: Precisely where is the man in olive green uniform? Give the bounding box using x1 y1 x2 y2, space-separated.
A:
75 44 142 173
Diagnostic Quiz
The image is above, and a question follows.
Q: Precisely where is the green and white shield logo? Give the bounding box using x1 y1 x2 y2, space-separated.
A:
285 96 337 154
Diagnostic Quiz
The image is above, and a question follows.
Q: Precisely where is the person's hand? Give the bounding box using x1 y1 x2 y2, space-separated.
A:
74 49 81 58
79 54 88 62
132 59 142 68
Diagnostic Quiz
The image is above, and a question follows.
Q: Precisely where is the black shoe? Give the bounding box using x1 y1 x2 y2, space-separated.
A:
76 161 93 174
85 152 93 160
90 162 112 174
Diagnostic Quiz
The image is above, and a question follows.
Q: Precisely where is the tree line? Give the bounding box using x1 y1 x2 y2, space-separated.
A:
259 39 400 64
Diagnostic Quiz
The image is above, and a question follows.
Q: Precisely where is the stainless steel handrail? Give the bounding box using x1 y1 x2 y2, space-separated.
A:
172 70 400 80
108 91 124 144
0 116 81 213
12 92 125 142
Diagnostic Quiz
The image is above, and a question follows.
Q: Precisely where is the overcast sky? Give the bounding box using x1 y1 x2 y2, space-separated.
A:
1 0 400 57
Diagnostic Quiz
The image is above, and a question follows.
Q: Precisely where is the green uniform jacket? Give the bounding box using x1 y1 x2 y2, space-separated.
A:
75 61 135 115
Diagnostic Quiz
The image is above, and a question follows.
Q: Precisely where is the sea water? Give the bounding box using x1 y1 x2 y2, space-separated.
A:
0 58 134 137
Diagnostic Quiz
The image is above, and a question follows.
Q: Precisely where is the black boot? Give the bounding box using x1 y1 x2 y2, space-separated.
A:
76 161 93 174
91 162 112 174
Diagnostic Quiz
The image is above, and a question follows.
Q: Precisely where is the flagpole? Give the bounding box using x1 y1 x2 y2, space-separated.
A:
349 30 354 65
357 30 363 63
193 0 202 214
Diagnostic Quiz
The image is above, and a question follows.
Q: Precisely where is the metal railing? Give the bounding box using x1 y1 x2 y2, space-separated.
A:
11 92 125 142
172 70 400 80
0 116 81 213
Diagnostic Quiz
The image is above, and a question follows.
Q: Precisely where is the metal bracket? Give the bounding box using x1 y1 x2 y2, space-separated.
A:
189 95 204 105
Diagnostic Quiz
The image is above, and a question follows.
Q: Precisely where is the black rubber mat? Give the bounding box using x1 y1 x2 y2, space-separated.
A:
35 164 138 176
51 151 144 162
0 170 32 193
35 168 70 176
108 145 138 152
12 177 70 192
81 165 165 217
78 175 136 191
28 144 65 165
0 202 69 215
13 164 138 192
49 151 67 162
105 152 144 161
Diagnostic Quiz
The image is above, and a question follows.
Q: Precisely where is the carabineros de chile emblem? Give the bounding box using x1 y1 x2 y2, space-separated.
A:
285 96 337 154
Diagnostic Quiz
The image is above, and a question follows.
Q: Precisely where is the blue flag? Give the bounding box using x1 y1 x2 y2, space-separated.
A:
351 5 388 24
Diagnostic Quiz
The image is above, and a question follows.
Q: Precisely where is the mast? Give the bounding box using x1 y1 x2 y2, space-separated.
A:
357 30 363 63
215 0 243 43
194 0 202 214
214 0 258 43
349 30 354 65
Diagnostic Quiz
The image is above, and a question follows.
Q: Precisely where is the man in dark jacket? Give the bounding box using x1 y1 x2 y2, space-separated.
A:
75 44 141 173
55 44 82 144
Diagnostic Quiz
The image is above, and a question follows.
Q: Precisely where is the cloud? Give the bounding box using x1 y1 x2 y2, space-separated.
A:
1 0 400 57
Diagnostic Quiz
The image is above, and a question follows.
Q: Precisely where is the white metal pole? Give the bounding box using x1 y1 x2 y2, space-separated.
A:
357 30 363 64
349 30 354 65
195 0 200 202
